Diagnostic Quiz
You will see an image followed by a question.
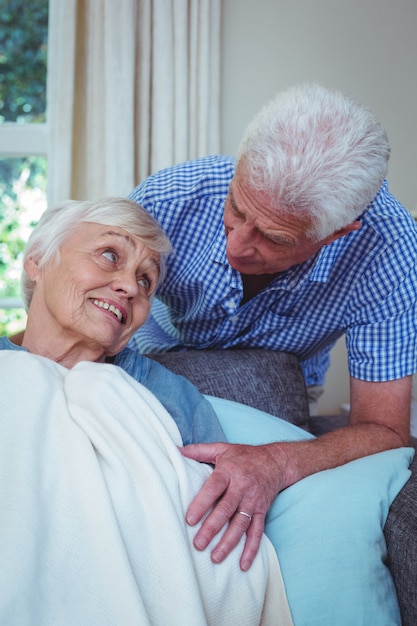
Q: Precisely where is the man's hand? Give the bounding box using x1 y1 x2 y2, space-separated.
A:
181 375 411 571
181 376 411 571
180 441 287 571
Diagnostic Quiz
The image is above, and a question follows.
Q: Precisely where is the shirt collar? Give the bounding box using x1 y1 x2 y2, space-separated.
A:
211 227 228 264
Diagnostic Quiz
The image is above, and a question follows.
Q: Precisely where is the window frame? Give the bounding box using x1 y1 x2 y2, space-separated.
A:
0 123 47 156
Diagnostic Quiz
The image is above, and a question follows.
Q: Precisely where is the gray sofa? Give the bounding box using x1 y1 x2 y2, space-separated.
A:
148 349 417 626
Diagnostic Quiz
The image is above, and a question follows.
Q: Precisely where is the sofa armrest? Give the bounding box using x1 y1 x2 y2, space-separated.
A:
146 349 309 428
384 450 417 626
312 414 417 626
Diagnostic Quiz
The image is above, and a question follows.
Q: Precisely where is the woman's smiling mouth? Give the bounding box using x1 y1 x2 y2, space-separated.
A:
92 299 126 324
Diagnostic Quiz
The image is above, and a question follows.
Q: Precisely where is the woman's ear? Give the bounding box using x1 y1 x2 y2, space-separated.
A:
24 256 41 282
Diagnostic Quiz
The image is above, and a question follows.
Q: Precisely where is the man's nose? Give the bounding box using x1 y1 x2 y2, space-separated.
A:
227 222 257 256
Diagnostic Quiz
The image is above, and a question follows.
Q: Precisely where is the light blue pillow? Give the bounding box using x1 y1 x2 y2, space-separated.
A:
206 396 414 626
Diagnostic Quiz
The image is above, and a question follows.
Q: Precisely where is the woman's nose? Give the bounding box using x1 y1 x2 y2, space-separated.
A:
112 270 139 297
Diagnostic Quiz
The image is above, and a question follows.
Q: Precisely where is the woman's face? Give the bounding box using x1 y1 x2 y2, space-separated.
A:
26 222 161 359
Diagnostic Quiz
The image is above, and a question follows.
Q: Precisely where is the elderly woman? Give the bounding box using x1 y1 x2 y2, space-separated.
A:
0 198 289 625
2 198 225 446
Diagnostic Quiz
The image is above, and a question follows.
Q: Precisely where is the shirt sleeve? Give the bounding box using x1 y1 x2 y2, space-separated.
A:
346 234 417 381
140 358 227 445
128 179 150 210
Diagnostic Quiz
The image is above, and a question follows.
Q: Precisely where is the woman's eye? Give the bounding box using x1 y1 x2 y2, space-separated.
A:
102 250 118 263
138 276 151 291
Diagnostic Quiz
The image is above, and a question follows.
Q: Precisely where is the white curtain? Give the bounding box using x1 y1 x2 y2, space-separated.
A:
46 0 221 205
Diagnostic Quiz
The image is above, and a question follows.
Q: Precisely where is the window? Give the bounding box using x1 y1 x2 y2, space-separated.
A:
0 0 48 334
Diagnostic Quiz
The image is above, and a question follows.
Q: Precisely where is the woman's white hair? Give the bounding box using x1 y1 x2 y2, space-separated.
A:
21 197 172 310
236 83 390 241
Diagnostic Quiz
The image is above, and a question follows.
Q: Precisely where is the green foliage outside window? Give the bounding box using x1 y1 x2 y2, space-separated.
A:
0 156 46 334
0 0 48 123
0 0 48 335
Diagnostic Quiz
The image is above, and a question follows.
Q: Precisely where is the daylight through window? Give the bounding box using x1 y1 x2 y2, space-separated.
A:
0 0 48 334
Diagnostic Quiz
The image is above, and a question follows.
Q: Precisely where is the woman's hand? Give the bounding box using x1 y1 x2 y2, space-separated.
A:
180 442 287 571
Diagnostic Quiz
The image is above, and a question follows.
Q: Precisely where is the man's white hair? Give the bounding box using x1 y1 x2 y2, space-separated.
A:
236 83 390 241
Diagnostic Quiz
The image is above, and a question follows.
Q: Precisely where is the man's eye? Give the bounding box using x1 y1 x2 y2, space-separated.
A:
264 234 293 247
102 250 118 263
264 235 282 246
229 199 241 216
231 203 246 221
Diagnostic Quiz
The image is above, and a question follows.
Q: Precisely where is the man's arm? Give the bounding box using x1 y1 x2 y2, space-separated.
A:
181 376 411 571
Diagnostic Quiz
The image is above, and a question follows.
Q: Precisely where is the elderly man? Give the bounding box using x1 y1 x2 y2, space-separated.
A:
129 83 417 570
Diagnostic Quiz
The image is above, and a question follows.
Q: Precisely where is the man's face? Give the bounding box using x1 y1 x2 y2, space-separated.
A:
223 166 331 275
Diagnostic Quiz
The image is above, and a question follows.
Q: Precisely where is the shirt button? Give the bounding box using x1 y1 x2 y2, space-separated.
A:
230 315 238 323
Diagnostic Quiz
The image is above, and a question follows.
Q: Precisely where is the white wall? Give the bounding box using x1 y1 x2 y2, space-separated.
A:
220 0 417 413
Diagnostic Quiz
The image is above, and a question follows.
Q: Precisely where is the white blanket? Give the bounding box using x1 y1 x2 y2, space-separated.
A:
0 351 292 625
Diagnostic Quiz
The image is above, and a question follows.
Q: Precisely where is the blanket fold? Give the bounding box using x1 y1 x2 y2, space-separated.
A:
0 351 292 625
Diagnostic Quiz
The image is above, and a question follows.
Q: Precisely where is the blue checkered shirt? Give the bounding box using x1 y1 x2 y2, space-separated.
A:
129 155 417 386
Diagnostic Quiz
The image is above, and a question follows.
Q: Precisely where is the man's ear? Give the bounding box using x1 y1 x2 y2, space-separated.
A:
323 221 362 245
24 256 41 282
